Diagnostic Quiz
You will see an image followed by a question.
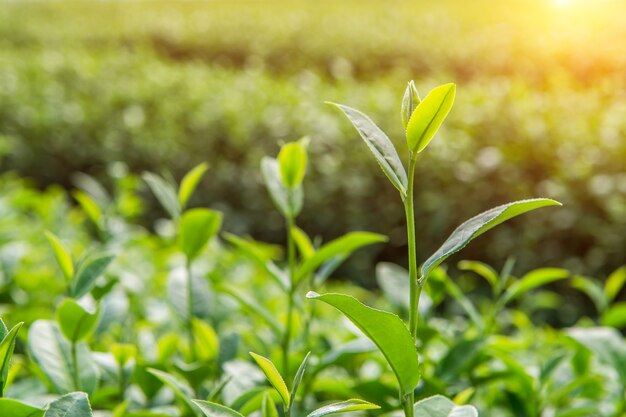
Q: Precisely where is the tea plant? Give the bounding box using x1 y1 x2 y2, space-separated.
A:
310 81 562 416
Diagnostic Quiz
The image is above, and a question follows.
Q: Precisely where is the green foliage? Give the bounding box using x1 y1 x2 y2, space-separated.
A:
55 299 99 342
179 208 223 261
44 392 93 417
0 322 23 396
179 163 209 209
278 141 308 189
249 353 291 408
413 396 477 417
70 253 114 299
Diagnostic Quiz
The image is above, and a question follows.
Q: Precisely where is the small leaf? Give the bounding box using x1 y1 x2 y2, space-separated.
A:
289 352 311 414
501 268 569 305
413 395 478 417
44 231 74 282
291 227 315 260
28 320 97 394
56 299 99 342
179 208 223 261
296 232 387 283
0 322 23 395
71 253 114 298
249 352 290 408
44 392 93 417
328 102 408 196
191 318 220 362
307 399 380 417
148 368 202 416
111 343 137 366
405 83 456 154
571 276 607 313
278 141 308 189
179 162 209 208
262 392 279 417
601 302 626 328
401 80 421 129
458 260 499 292
605 266 626 303
567 327 626 385
421 199 561 280
72 190 103 228
0 398 44 417
193 400 244 417
306 292 419 395
167 269 212 321
261 157 302 218
376 262 410 310
143 172 181 219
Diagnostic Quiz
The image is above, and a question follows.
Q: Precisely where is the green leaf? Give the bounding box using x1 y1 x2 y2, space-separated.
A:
56 299 99 342
0 398 44 417
191 318 220 362
0 322 23 395
71 253 114 298
296 232 388 283
148 368 202 416
420 199 561 280
217 285 284 335
376 262 410 310
605 266 626 303
306 292 419 395
307 399 380 417
111 343 137 366
601 302 626 328
28 320 97 394
179 162 209 208
413 395 478 417
262 392 279 417
192 400 244 417
291 227 315 260
278 141 308 189
44 392 93 417
501 268 569 305
405 83 456 154
179 208 223 261
261 157 302 218
72 190 103 228
249 352 290 408
401 80 421 130
567 327 626 385
288 352 311 414
328 102 408 196
142 172 181 219
457 260 499 292
44 231 74 282
570 276 608 313
167 270 212 321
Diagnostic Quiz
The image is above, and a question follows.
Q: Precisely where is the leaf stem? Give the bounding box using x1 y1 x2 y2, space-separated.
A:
186 258 196 361
405 157 419 339
71 340 80 391
403 393 415 417
282 214 297 381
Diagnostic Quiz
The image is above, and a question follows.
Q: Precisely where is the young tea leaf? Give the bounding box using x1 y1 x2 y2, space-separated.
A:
0 322 23 395
72 190 103 228
262 392 279 417
501 268 569 305
142 172 181 219
44 231 74 282
306 292 419 396
261 157 303 218
44 392 93 417
601 302 626 329
605 266 626 303
148 368 202 416
56 299 99 342
71 253 114 299
191 318 220 362
192 400 244 417
178 162 209 208
413 395 478 417
179 208 223 261
249 352 290 408
278 141 308 189
307 399 380 417
217 285 284 336
291 227 315 260
289 351 311 415
0 398 44 417
420 199 561 281
328 103 408 197
401 80 421 130
405 83 456 154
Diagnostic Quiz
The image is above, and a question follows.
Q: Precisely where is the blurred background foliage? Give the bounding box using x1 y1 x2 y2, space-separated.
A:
0 0 624 282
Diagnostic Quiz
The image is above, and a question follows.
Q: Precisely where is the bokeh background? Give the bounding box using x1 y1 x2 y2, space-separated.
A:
1 0 624 284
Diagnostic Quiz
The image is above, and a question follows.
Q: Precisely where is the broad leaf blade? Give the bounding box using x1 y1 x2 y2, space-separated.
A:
44 231 74 282
0 322 23 395
143 172 181 219
306 292 419 395
71 253 114 298
413 395 478 417
193 400 244 417
406 83 456 154
56 299 99 342
179 208 223 261
249 352 290 407
328 103 407 196
44 392 93 417
0 398 44 417
421 199 561 280
296 232 387 283
307 399 380 417
179 162 209 208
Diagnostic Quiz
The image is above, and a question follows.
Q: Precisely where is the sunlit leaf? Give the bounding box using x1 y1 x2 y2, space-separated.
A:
261 157 302 218
179 208 223 261
249 352 290 407
262 392 279 417
328 102 407 197
421 199 561 280
148 368 202 416
278 141 308 189
44 392 93 417
289 351 311 414
401 80 421 130
0 398 44 417
44 231 74 282
413 395 478 417
71 253 114 298
307 399 380 417
605 266 626 303
601 302 626 329
56 299 99 342
72 190 103 228
193 400 244 417
0 322 23 395
501 268 569 305
306 292 419 395
179 162 209 208
142 172 181 219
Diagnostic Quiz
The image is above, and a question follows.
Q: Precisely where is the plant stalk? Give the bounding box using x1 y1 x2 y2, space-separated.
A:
405 157 420 339
186 258 196 361
282 214 297 381
71 341 80 391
